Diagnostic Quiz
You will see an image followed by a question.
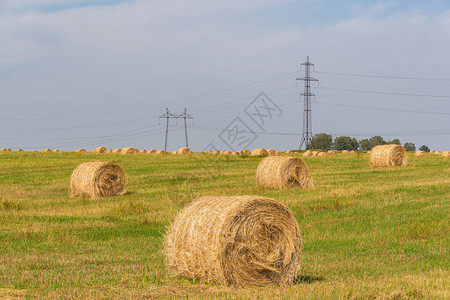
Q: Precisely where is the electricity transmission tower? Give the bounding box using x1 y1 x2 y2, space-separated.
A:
159 108 194 151
296 56 318 150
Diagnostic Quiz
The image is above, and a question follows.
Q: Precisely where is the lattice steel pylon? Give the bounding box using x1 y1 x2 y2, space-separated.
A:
296 56 318 150
159 108 194 151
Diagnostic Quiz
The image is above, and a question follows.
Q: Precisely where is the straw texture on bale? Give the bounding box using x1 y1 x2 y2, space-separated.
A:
302 150 312 158
121 147 138 155
177 147 192 154
256 156 313 189
42 149 51 152
267 149 277 156
369 145 408 167
70 161 126 199
165 195 302 287
75 149 86 153
415 151 426 157
442 151 449 158
93 146 107 153
112 149 121 154
251 148 268 157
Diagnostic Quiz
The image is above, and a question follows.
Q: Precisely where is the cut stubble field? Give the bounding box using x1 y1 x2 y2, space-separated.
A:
0 151 449 299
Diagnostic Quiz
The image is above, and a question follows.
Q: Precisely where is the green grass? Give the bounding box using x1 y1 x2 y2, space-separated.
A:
0 151 449 299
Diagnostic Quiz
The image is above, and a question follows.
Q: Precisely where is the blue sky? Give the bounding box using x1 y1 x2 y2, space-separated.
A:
0 0 449 151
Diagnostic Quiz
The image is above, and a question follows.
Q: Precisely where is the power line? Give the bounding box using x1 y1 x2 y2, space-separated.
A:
319 86 450 99
317 71 450 82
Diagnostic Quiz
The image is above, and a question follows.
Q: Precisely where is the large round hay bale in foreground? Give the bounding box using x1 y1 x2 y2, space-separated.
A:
415 151 426 157
256 156 313 189
165 196 302 287
370 145 407 167
70 161 126 199
121 147 138 155
177 147 192 154
251 148 268 157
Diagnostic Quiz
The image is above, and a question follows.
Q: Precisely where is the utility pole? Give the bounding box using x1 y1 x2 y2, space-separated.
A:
159 108 194 151
296 56 318 150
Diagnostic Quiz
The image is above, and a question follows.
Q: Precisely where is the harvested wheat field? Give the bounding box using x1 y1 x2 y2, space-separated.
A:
0 151 448 299
370 144 408 167
256 156 313 189
165 196 302 286
70 161 126 199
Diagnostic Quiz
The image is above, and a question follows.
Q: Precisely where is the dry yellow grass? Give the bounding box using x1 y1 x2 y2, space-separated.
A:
256 156 313 189
164 196 302 287
70 161 126 199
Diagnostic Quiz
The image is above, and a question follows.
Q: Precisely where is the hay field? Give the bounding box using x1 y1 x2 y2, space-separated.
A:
0 151 448 299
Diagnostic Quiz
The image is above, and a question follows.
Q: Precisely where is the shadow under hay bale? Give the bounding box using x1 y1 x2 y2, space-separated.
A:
70 161 126 199
256 156 313 189
370 144 408 167
164 196 302 287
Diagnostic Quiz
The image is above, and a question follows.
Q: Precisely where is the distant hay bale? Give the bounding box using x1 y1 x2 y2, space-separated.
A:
350 150 356 154
267 149 278 156
219 150 226 155
302 150 312 158
112 149 122 154
317 152 327 157
177 147 192 155
121 147 138 155
256 156 313 189
70 161 126 199
0 148 6 152
93 146 107 153
251 148 268 157
75 149 86 153
53 149 59 152
212 150 220 155
241 150 251 155
164 195 302 287
369 145 408 167
442 151 449 158
222 150 232 155
171 150 177 154
147 149 157 154
415 151 426 157
327 150 334 154
232 151 240 156
342 150 350 154
140 150 147 154
17 149 24 152
435 151 442 155
106 149 113 153
430 150 435 154
311 151 319 156
42 149 51 153
285 150 293 153
155 150 167 154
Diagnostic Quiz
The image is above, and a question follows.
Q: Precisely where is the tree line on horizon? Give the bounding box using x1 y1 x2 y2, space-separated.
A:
306 133 430 152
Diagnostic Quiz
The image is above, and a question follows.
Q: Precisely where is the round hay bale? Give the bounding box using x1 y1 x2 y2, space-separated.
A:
342 150 350 154
212 150 220 155
350 150 356 154
435 151 442 155
106 149 113 153
415 151 426 157
256 156 313 189
267 149 278 156
302 150 312 158
93 146 107 153
121 147 138 155
17 149 24 152
241 149 251 155
369 145 408 167
70 161 126 199
285 150 292 154
232 151 240 156
0 148 7 152
317 152 327 157
155 150 167 154
327 150 334 154
430 150 435 154
442 151 449 158
140 150 147 154
311 151 319 156
147 149 157 154
177 147 192 155
222 150 232 155
75 149 86 153
171 150 177 154
251 148 268 157
42 148 51 153
112 149 121 154
53 149 59 153
165 195 302 286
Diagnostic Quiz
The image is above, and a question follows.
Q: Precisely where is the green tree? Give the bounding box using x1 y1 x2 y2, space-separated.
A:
369 135 386 148
334 136 359 151
309 133 333 150
419 145 430 152
403 142 416 151
388 138 401 145
359 139 371 151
